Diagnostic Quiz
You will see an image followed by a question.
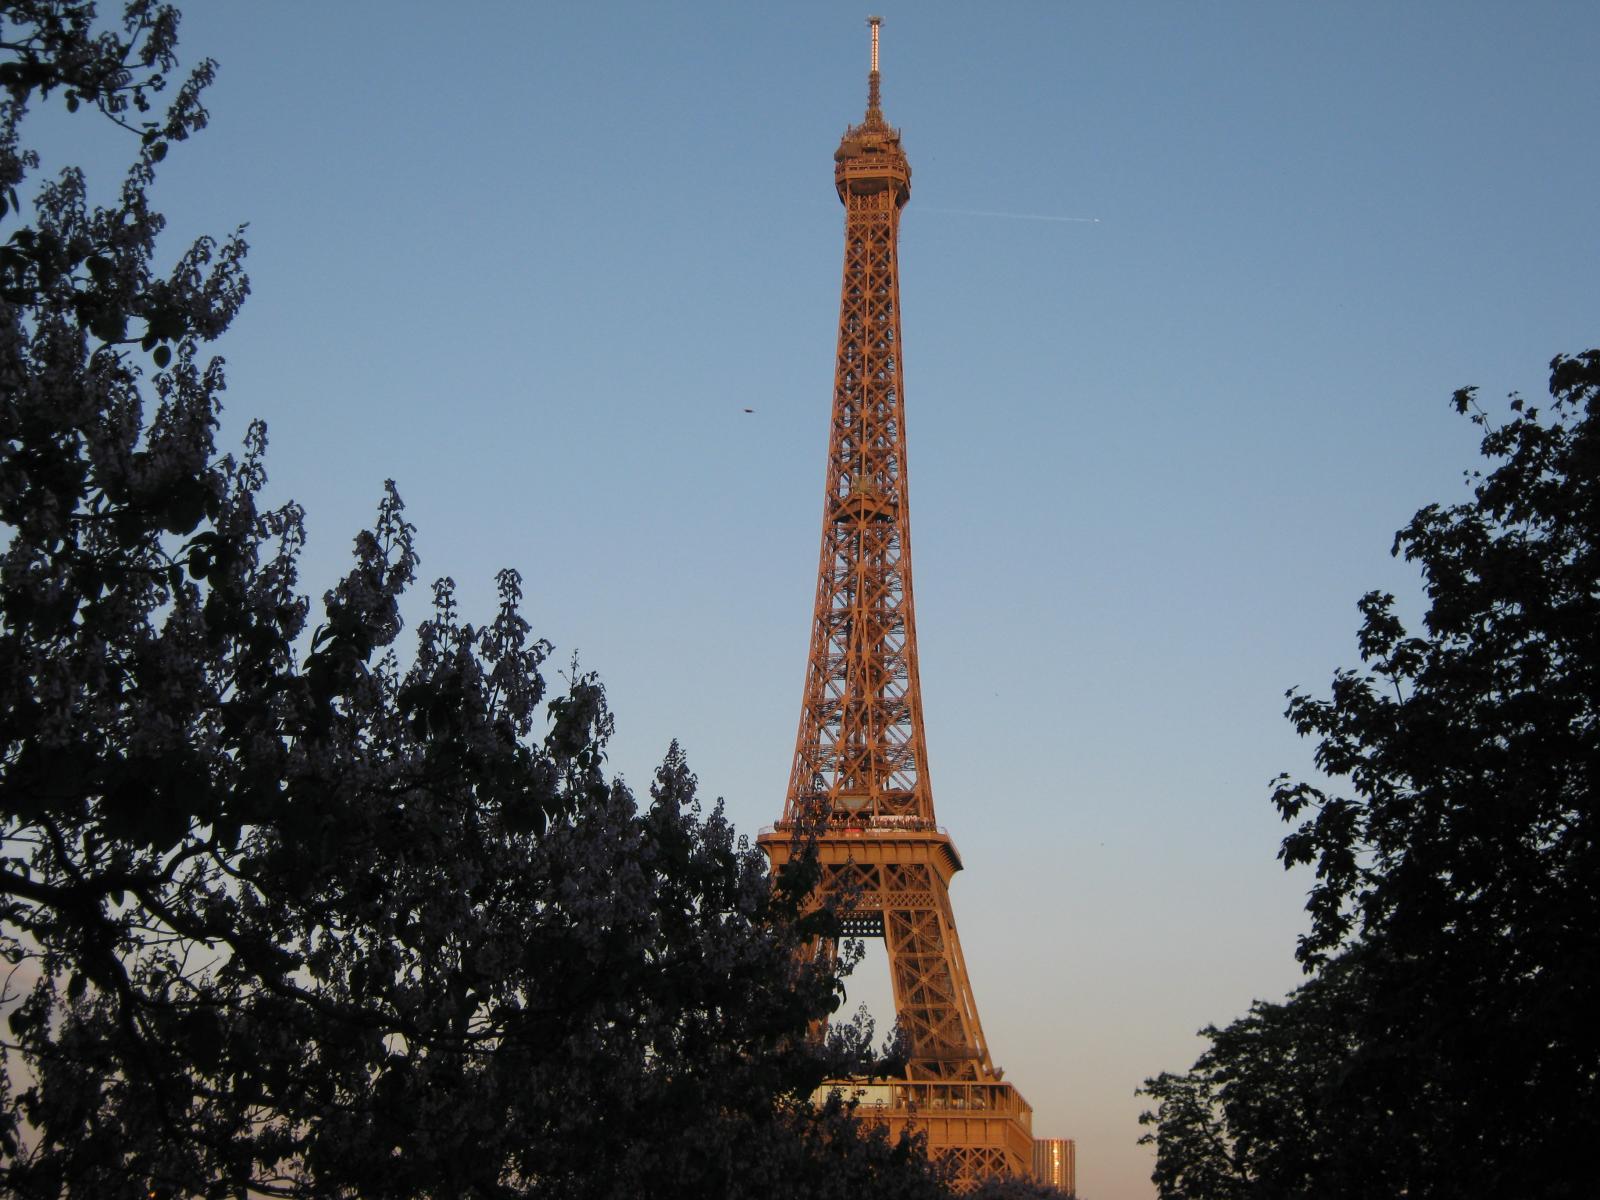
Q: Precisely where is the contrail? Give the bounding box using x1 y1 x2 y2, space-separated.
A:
918 206 1100 224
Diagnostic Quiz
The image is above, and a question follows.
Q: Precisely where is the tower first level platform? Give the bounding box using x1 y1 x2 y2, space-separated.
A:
819 1078 1033 1190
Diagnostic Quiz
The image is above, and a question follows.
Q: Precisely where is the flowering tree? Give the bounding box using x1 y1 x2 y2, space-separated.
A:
0 5 938 1197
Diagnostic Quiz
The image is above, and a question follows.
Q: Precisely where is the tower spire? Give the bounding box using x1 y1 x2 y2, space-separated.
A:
867 15 882 115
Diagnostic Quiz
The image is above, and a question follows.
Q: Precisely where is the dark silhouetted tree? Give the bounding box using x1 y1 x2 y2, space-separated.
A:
1141 351 1600 1200
1138 949 1375 1199
0 5 942 1198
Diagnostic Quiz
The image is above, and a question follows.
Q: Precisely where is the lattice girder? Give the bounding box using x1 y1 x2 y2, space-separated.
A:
760 829 996 1080
786 169 931 825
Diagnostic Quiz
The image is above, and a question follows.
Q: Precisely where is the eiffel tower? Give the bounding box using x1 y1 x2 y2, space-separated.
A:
756 19 1035 1189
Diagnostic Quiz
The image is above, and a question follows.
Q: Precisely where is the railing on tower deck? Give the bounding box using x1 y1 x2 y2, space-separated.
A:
759 816 949 839
811 1081 1033 1135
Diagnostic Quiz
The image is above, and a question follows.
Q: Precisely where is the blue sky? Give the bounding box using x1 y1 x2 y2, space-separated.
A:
32 4 1598 1196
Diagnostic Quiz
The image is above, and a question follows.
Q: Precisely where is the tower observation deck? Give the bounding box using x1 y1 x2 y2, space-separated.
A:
756 19 1036 1190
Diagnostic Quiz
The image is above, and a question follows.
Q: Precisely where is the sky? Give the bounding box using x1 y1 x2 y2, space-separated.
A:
26 3 1599 1197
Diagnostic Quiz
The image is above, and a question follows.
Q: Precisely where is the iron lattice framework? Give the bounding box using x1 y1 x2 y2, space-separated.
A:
758 20 1034 1191
783 60 928 827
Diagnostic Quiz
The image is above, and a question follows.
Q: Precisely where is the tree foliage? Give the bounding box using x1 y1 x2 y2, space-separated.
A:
0 5 947 1197
1141 351 1600 1199
1138 950 1375 1199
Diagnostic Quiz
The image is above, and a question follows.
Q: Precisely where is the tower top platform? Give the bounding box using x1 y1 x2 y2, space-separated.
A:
834 17 910 205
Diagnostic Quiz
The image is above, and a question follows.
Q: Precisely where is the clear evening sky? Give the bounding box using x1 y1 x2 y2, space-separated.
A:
32 4 1595 1197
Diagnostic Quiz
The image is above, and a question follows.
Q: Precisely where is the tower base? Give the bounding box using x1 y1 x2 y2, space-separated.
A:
819 1078 1034 1193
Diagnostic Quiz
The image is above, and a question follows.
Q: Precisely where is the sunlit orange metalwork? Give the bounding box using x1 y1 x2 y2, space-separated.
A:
757 19 1034 1190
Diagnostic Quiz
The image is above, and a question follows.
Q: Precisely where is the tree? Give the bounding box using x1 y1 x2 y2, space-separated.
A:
1141 351 1600 1199
0 5 942 1197
1138 949 1381 1199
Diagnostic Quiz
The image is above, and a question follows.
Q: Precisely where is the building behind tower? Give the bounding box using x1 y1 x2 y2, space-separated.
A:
1032 1138 1076 1193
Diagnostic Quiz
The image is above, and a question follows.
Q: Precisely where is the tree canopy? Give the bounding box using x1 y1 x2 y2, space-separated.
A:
1140 351 1600 1199
0 5 947 1197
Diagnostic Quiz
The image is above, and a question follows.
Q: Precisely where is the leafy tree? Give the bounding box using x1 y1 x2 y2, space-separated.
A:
0 4 943 1198
1140 352 1600 1199
1138 950 1378 1199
